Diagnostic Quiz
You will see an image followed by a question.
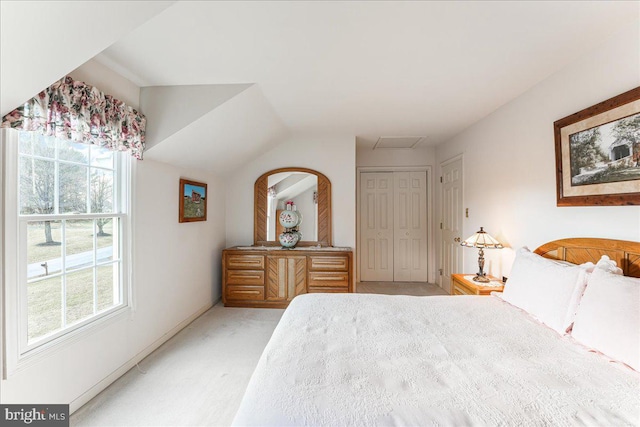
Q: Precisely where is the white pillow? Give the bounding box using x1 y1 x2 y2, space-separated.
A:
594 255 623 275
571 268 639 371
502 247 588 334
552 259 595 272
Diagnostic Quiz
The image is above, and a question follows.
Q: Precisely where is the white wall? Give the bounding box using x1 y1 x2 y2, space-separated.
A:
1 60 226 411
140 83 252 149
356 145 435 167
142 84 289 176
130 159 226 340
225 136 356 248
0 1 174 115
435 23 640 281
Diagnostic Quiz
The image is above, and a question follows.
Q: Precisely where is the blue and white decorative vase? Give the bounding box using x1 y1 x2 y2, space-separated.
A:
279 231 299 248
279 210 300 229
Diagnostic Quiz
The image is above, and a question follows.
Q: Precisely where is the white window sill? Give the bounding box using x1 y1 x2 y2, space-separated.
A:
8 305 133 378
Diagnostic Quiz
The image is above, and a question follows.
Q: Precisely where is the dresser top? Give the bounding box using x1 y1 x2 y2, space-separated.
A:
226 246 352 252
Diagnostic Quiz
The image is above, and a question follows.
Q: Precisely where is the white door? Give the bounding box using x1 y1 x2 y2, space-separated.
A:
360 173 394 281
394 171 428 281
440 157 463 292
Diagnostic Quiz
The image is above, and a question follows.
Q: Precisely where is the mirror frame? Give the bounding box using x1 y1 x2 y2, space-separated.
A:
254 167 332 247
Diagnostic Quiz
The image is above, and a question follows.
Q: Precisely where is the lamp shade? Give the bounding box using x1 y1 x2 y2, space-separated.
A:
461 227 503 249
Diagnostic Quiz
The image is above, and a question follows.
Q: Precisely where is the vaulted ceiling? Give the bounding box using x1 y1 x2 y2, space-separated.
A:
96 1 640 147
2 1 639 165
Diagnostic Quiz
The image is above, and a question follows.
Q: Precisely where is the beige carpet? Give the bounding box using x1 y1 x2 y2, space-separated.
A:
71 282 446 426
71 305 284 427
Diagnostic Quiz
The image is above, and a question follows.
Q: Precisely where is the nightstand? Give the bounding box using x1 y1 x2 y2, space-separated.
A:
451 274 504 295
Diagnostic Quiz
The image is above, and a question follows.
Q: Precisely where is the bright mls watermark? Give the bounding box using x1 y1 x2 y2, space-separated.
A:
1 405 68 426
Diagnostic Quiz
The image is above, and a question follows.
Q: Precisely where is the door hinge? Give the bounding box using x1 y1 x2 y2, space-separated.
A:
439 268 443 276
440 222 443 230
440 176 443 183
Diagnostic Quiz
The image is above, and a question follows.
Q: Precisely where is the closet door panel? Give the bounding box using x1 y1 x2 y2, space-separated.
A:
360 173 394 281
394 171 428 282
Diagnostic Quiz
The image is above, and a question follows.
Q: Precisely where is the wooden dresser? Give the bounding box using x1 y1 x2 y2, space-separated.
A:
222 247 354 308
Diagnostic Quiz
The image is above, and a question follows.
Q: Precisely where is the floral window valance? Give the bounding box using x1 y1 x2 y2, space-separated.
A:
1 76 146 159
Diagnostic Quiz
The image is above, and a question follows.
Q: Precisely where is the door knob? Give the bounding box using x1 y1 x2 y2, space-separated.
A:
405 232 409 236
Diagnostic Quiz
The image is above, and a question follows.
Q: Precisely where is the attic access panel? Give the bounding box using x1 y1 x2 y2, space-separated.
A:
373 136 425 150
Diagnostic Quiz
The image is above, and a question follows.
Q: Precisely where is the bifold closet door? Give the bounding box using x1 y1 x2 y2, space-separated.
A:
393 171 428 281
360 173 394 281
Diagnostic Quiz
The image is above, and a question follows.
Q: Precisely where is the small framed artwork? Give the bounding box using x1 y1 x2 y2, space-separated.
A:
554 86 640 206
179 178 207 222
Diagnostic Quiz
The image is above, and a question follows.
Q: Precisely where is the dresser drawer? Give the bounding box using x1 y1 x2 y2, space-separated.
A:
308 271 349 288
309 256 348 271
452 282 474 295
226 270 265 286
452 285 469 295
308 287 349 293
226 255 265 270
226 285 265 301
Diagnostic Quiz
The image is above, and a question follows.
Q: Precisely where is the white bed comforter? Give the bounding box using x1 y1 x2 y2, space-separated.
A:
233 293 640 426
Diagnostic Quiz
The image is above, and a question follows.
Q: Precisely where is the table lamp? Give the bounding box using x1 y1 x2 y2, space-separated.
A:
460 227 503 282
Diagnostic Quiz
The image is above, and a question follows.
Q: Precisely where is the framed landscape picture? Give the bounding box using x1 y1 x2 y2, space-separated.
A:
179 178 207 222
554 86 640 206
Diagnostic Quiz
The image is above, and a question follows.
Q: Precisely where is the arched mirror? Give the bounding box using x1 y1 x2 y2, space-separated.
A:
254 167 332 246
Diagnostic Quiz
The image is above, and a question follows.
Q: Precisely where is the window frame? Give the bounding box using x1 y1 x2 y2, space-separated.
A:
1 129 133 377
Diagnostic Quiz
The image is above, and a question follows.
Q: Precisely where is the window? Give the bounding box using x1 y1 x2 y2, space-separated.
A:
15 131 130 354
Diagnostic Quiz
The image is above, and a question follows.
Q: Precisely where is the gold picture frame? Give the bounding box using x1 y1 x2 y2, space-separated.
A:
554 87 640 206
179 178 207 222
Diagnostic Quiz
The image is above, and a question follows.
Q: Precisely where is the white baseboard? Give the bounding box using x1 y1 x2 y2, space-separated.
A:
69 300 216 413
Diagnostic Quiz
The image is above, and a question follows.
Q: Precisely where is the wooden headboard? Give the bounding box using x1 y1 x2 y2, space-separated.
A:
534 238 640 278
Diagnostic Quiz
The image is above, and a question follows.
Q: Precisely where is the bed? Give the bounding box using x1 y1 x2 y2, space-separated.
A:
233 238 640 426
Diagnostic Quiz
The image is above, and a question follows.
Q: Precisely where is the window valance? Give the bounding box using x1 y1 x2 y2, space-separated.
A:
1 76 146 159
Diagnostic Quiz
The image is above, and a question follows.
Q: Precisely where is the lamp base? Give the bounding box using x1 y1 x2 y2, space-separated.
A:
473 247 490 283
472 274 490 283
